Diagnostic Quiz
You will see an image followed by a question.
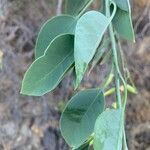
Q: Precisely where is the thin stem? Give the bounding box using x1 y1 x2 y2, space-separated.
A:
114 68 122 108
106 0 122 108
106 0 128 149
77 0 94 18
116 35 137 92
106 0 128 111
56 0 63 15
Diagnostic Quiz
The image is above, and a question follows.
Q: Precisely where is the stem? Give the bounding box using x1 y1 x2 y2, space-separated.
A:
106 0 128 149
56 0 63 15
117 36 126 74
77 0 94 18
117 35 137 93
106 0 128 111
114 68 122 108
106 0 121 108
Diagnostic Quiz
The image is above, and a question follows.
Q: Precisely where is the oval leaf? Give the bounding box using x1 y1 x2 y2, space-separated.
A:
65 0 94 16
21 34 74 96
74 10 116 87
60 89 105 148
35 15 77 58
94 109 123 150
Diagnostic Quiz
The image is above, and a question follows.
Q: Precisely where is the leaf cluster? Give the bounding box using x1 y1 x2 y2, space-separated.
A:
21 0 135 149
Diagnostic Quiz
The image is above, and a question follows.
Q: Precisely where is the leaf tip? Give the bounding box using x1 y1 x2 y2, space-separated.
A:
20 81 36 96
20 85 29 96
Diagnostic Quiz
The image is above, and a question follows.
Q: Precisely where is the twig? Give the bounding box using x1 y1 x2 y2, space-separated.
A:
56 0 63 15
141 23 150 37
39 0 51 14
134 1 150 34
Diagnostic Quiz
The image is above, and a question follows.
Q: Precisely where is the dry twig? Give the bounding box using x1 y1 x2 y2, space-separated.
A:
56 0 63 15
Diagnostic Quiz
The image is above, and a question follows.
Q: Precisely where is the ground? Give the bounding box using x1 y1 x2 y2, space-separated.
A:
0 0 149 150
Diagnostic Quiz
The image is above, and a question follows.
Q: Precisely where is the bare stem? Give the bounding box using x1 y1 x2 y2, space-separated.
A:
106 0 122 108
56 0 63 15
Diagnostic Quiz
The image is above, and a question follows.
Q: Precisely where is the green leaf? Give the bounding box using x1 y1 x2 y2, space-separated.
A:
112 0 135 41
65 0 93 16
35 15 77 58
94 109 123 150
21 34 74 96
113 0 129 11
60 89 105 148
74 9 116 87
112 8 135 41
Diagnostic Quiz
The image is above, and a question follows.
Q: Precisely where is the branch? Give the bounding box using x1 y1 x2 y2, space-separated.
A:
56 0 63 15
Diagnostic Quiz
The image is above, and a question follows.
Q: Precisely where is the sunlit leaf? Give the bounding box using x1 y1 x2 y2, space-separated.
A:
21 34 74 96
74 8 116 87
94 109 123 150
35 15 76 58
60 89 105 148
65 0 94 16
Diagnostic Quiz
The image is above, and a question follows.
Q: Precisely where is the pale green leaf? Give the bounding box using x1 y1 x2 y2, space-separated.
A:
21 34 74 96
35 15 76 58
94 109 123 150
60 89 105 148
74 9 116 87
65 0 93 16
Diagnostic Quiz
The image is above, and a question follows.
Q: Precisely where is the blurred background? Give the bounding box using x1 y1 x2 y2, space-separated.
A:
0 0 149 150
